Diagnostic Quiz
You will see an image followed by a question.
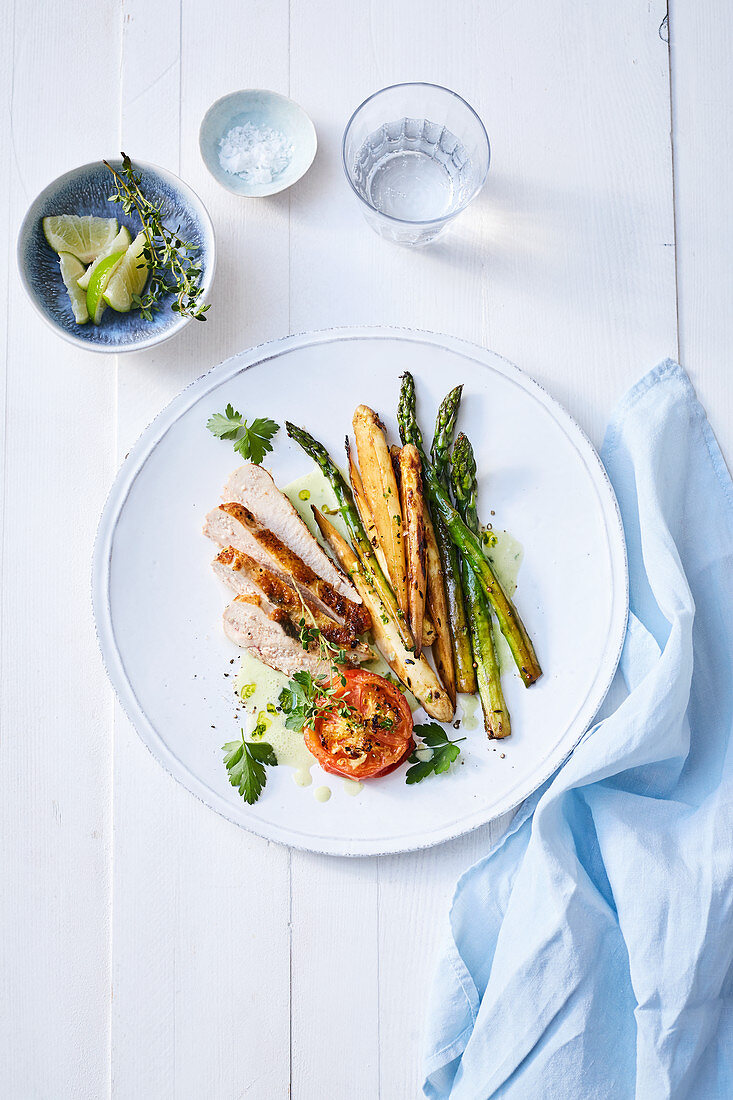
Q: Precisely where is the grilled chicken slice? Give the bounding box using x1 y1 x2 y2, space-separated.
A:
222 463 360 604
204 503 371 635
213 547 372 661
223 596 334 679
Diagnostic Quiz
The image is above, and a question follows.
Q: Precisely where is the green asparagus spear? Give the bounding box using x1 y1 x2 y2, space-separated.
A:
451 433 510 738
430 386 475 694
398 373 542 686
431 385 463 480
285 421 414 649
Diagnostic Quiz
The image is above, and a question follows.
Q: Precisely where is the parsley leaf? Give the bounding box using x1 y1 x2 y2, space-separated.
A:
234 417 280 464
207 403 243 440
222 732 277 804
278 661 353 734
278 670 319 732
405 723 465 785
206 404 279 465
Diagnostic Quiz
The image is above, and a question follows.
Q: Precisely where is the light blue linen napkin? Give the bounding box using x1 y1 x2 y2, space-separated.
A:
423 360 733 1100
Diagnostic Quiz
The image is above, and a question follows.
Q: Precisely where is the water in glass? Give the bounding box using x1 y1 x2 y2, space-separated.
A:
352 117 474 225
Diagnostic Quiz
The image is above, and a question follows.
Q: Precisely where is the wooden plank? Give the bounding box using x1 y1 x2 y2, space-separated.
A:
669 0 733 465
288 5 381 1094
290 855 380 1099
291 0 678 1096
0 2 119 1096
110 1 292 1097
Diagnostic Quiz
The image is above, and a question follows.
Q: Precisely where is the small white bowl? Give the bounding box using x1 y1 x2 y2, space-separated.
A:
199 90 317 197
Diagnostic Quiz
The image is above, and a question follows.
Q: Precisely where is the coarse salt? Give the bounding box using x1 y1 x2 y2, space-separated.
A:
218 122 293 185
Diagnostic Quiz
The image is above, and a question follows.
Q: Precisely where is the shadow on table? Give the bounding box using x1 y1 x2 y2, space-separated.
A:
422 169 651 310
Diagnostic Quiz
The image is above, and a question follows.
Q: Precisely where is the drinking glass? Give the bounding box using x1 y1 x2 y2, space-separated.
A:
342 82 490 246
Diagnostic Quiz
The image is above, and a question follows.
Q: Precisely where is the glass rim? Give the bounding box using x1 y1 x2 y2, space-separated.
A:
341 81 491 227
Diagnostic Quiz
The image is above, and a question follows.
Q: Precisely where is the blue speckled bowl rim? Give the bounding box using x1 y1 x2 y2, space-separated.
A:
16 158 217 355
198 89 317 197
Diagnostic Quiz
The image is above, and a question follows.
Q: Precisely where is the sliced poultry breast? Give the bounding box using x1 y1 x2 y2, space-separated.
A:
206 463 376 681
223 596 334 680
204 502 371 636
222 463 361 604
213 547 371 662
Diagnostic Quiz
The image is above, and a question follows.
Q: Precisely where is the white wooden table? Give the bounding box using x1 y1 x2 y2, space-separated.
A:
2 2 731 1097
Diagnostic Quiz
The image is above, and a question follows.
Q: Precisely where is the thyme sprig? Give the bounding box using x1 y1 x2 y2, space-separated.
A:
103 152 210 322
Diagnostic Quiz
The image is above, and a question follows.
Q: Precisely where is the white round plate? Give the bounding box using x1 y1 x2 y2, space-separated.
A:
93 328 628 856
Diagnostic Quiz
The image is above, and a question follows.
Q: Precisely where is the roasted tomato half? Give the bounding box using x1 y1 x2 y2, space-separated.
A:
305 669 414 780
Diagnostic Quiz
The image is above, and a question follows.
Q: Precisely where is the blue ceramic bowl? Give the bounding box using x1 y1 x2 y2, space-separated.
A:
17 158 216 354
199 90 317 197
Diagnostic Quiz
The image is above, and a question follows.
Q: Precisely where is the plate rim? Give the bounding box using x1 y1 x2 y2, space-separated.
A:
92 326 629 855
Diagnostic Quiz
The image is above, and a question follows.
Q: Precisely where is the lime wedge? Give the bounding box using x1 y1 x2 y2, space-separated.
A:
77 226 132 290
42 215 119 264
58 253 89 324
103 232 150 313
86 250 126 325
